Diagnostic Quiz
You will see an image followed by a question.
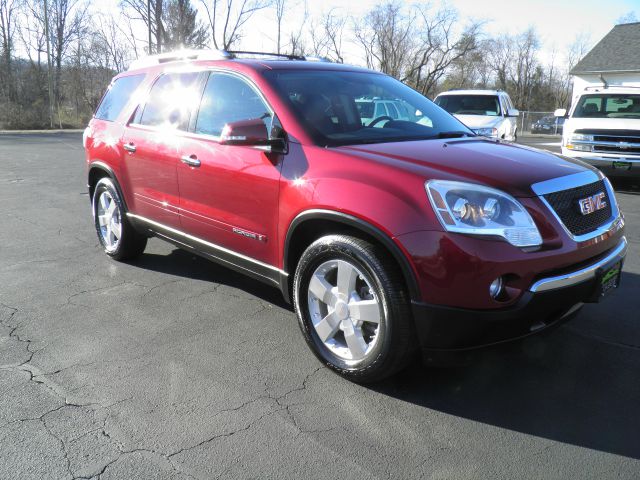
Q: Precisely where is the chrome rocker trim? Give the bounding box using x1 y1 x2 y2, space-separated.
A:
126 213 287 286
529 237 627 293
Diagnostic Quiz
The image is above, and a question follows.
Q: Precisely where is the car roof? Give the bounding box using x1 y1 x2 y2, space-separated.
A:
123 56 378 77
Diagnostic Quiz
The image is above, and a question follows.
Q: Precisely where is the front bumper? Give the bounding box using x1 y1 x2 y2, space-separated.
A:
561 149 640 177
411 236 627 352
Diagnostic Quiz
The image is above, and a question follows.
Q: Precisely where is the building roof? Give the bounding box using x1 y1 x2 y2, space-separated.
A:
571 22 640 75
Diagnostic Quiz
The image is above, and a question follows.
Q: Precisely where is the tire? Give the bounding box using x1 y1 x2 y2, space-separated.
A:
92 177 147 261
513 129 518 142
293 235 416 383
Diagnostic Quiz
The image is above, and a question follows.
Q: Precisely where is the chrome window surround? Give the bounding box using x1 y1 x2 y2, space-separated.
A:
531 170 622 243
529 236 627 292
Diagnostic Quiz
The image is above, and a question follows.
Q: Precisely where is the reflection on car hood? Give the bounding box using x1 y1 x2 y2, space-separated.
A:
336 138 591 197
453 114 502 129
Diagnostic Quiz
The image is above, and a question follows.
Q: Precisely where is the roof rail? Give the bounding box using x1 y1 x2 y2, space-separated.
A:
227 50 306 61
584 84 640 91
128 49 232 70
127 49 335 70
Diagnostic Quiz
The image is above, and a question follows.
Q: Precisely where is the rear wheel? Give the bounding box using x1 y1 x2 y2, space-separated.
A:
293 235 415 383
93 177 147 261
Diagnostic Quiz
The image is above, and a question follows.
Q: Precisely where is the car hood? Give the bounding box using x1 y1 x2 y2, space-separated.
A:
564 117 640 135
454 114 502 129
337 138 592 198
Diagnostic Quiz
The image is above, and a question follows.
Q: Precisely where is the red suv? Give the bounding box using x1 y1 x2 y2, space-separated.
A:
84 50 627 382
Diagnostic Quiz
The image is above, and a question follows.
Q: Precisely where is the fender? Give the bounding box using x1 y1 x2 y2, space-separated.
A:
87 161 129 211
283 209 421 302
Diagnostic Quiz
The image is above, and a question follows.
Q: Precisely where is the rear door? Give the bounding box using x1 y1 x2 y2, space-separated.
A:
122 71 202 228
177 71 283 268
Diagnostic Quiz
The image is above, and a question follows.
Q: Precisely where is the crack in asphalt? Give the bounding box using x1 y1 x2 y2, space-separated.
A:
2 300 329 479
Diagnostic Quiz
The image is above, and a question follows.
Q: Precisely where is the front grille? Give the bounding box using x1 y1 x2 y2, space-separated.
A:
543 180 612 236
594 145 640 155
575 128 640 156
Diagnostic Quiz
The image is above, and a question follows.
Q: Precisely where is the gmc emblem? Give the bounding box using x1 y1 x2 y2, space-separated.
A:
578 192 607 215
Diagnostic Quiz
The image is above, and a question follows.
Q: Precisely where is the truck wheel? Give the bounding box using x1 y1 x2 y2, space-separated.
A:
93 177 147 261
293 235 415 383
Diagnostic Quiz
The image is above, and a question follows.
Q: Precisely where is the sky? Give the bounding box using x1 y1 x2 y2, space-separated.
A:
103 0 640 66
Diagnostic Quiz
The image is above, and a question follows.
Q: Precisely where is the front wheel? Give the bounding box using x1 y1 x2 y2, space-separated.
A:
92 177 147 261
293 235 416 383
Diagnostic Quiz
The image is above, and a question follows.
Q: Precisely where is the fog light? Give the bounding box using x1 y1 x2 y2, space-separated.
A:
489 277 504 299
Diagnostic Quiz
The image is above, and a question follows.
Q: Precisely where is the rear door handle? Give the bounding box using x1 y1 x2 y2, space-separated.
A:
123 142 136 153
181 154 201 167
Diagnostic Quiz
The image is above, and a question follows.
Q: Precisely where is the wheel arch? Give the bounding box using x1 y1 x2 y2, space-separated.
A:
282 209 421 304
88 162 128 211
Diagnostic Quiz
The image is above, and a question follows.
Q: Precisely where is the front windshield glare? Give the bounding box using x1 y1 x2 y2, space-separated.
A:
264 70 473 146
574 94 640 119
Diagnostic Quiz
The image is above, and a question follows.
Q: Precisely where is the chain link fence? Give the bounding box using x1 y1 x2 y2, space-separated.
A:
517 111 564 135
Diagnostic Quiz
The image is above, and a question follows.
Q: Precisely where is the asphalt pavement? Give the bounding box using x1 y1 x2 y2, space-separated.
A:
1 132 639 479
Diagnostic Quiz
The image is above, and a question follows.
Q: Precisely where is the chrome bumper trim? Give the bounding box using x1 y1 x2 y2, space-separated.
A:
529 237 627 293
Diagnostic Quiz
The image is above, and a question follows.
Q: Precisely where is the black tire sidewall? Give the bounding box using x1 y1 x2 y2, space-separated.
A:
93 178 126 258
294 237 396 377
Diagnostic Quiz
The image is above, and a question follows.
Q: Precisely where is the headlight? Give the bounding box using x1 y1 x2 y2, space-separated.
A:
474 127 498 137
567 133 593 152
570 133 593 142
425 180 543 247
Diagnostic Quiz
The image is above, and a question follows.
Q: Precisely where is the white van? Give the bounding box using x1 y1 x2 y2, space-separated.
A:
434 90 519 141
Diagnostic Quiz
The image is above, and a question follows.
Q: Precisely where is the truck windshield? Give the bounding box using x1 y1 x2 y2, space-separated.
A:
264 70 473 147
434 95 501 117
574 94 640 119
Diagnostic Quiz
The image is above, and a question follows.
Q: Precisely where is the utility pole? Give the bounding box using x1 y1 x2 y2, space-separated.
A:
43 0 54 129
147 0 152 54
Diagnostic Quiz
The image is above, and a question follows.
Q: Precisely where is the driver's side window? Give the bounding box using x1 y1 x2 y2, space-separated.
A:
195 73 271 137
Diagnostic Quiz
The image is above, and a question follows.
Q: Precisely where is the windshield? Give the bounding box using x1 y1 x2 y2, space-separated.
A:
435 95 501 117
263 70 473 147
574 94 640 119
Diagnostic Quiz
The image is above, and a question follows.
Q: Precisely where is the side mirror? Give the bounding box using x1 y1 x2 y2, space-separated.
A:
506 108 519 117
220 118 287 154
554 108 567 118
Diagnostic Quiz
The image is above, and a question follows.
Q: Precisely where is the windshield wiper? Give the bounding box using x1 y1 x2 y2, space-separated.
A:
434 131 475 139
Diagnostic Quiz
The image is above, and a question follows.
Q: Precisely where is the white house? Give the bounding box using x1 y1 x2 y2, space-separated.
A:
570 22 640 99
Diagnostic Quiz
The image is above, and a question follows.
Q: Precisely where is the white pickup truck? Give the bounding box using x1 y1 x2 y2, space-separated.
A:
559 86 640 179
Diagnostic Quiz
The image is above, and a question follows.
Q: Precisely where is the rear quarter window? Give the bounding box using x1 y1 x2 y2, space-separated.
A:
95 74 145 122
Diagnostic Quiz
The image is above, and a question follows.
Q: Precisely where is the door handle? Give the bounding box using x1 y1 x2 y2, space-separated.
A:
123 142 136 153
181 154 201 167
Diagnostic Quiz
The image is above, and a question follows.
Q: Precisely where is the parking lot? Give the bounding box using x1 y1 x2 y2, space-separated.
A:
1 132 639 479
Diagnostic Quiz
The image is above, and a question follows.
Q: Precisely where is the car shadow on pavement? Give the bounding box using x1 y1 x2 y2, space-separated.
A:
130 248 291 310
374 271 640 460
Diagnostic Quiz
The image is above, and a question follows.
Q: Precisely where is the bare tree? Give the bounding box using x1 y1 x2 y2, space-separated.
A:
356 2 481 96
309 8 346 62
0 0 21 102
199 0 270 50
404 5 482 96
121 0 163 53
274 0 284 54
354 2 413 78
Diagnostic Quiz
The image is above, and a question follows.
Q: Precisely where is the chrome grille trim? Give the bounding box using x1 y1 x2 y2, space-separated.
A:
532 172 622 243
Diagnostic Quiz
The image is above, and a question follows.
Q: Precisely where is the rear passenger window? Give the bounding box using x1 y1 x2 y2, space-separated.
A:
195 73 271 137
138 72 200 130
95 74 145 122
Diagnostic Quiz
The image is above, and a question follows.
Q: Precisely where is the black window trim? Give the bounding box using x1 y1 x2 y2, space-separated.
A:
94 72 147 123
129 70 207 131
127 67 277 144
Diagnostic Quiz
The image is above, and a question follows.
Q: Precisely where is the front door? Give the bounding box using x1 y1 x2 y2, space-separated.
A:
177 72 283 269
